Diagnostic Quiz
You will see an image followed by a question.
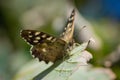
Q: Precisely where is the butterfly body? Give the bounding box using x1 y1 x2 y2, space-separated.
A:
21 9 75 63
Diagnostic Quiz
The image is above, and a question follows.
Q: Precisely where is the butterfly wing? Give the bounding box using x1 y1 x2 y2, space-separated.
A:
60 9 75 43
21 30 67 63
20 30 57 45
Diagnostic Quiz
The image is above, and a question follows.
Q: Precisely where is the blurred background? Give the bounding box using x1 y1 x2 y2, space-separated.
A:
0 0 120 80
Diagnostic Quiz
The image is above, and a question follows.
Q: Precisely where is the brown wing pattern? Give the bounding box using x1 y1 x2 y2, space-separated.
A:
21 30 57 45
60 9 75 43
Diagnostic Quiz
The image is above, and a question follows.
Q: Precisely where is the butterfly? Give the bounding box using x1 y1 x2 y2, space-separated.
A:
20 9 75 63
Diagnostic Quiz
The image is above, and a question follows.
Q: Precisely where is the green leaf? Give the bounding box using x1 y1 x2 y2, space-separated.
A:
42 41 92 80
14 41 92 80
14 60 53 80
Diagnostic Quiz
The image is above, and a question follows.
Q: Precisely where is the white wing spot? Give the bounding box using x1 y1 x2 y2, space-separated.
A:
35 37 41 40
28 35 32 38
42 48 46 52
67 23 72 28
28 31 31 34
35 32 40 36
52 38 56 42
64 27 66 30
69 17 74 21
47 36 53 40
62 32 65 35
33 40 39 43
42 34 47 38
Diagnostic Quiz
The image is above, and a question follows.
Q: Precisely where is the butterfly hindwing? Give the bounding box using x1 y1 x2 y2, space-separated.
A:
31 38 67 63
21 30 57 45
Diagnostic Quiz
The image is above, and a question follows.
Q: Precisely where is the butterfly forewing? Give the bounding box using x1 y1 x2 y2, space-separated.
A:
21 30 57 45
60 9 75 43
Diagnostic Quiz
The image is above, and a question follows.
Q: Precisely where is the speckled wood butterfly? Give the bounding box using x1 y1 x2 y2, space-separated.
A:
21 9 75 63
